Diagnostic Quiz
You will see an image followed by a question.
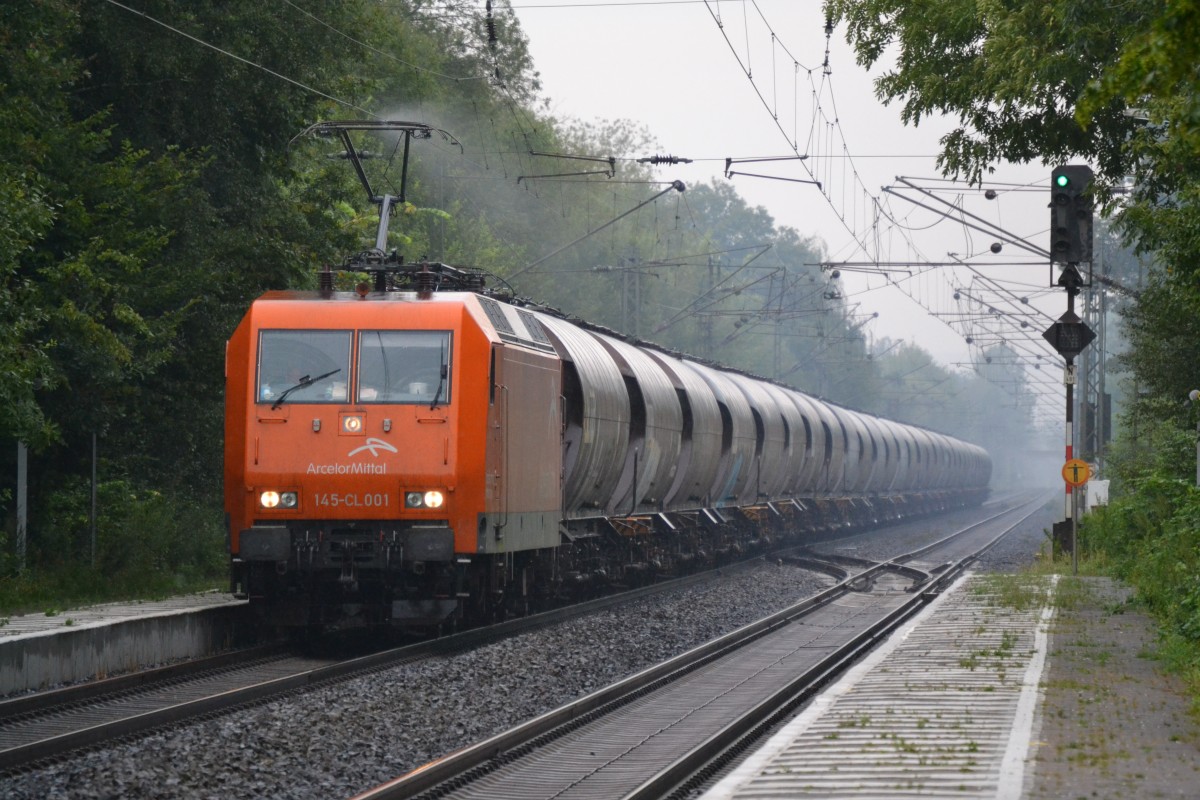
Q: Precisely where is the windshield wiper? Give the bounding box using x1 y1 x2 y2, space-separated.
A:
430 342 448 410
271 368 341 410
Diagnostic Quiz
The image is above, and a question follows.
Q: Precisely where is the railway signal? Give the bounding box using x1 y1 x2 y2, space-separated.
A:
1047 166 1096 574
1050 165 1094 264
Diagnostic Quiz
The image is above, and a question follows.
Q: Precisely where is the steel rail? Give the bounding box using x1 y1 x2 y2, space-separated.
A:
0 643 289 719
350 562 881 800
349 493 1046 800
0 542 787 773
633 494 1050 800
0 498 1033 775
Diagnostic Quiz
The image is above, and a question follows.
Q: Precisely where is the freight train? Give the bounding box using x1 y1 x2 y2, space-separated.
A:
223 122 991 630
224 265 991 629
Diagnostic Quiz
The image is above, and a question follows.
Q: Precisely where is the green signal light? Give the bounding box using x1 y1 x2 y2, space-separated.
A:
1055 174 1070 188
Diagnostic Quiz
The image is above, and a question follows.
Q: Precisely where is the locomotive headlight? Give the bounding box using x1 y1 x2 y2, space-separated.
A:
259 491 299 509
404 490 446 509
342 415 363 434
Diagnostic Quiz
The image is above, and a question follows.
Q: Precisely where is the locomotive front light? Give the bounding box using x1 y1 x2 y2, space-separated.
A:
259 490 299 510
342 414 364 434
404 490 446 509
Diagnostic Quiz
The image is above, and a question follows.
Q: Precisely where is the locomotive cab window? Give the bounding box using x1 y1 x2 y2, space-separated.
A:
358 330 451 404
257 330 351 404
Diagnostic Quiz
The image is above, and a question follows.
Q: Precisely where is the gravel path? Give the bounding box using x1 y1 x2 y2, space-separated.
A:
7 499 1050 800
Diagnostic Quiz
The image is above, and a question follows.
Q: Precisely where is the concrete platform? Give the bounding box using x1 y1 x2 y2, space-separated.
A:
1025 577 1200 799
701 573 1200 799
0 593 250 695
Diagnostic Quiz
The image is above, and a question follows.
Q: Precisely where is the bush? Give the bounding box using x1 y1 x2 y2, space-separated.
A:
1081 476 1200 646
0 478 225 614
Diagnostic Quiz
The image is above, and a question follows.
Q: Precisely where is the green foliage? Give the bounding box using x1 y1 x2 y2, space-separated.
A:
1081 477 1200 648
826 0 1144 183
0 1 212 456
1105 410 1195 491
1079 1 1200 161
1 0 80 448
1079 413 1200 688
0 479 225 614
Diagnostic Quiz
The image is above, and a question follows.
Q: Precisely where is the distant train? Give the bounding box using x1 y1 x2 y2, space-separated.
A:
224 265 991 629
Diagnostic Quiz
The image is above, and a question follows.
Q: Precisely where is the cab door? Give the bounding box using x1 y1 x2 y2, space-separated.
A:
483 343 563 553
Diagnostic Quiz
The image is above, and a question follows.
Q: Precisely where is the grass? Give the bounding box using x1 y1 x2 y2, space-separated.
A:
0 566 224 617
977 530 1200 720
970 571 1052 612
974 547 1111 614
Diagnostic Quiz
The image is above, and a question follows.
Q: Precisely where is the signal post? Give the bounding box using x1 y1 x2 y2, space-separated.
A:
1044 166 1096 572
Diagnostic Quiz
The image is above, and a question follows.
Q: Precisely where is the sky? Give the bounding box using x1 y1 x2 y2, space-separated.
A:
509 0 1068 418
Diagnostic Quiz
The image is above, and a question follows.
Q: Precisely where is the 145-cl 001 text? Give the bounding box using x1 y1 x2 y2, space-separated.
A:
313 493 390 508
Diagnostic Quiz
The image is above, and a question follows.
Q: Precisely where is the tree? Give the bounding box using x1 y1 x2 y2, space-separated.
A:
1 1 205 453
0 0 77 448
827 0 1200 461
826 0 1145 183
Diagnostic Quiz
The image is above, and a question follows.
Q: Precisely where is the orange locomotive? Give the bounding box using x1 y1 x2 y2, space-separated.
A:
225 283 564 628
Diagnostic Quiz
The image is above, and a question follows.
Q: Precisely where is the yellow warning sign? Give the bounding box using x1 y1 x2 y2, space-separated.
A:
1062 458 1091 487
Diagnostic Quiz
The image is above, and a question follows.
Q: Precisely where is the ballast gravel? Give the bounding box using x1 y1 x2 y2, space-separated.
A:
6 500 1050 799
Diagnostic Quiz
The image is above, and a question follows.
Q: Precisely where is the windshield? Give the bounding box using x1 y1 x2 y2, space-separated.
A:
358 330 451 404
257 330 351 404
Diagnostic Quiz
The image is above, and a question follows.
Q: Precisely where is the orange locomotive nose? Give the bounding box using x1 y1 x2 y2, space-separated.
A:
224 291 498 628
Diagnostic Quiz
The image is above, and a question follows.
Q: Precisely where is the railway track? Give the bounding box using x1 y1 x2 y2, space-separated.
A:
0 544 786 774
350 493 1046 800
